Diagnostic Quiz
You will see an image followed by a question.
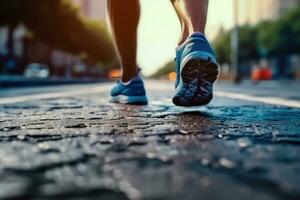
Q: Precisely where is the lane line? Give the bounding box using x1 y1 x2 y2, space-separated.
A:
0 84 299 109
215 91 300 109
149 83 300 108
0 84 111 105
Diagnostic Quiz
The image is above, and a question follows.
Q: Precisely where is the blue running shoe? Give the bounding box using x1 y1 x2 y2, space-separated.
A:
173 33 219 107
110 76 148 105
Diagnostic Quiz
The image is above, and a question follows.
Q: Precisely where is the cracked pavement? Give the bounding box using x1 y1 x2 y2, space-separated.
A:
0 81 300 200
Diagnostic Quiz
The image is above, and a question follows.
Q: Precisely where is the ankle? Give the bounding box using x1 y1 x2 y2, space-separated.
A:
177 31 206 49
178 35 188 46
189 31 205 37
178 27 189 46
188 26 205 36
121 72 138 82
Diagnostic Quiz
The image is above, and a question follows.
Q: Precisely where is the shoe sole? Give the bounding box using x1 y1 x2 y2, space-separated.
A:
173 56 219 107
110 95 148 105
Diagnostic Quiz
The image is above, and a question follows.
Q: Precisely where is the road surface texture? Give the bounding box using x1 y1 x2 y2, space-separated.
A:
0 80 300 200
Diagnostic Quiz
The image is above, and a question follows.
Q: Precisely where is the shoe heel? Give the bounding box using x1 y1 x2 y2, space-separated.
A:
181 58 218 84
173 57 218 107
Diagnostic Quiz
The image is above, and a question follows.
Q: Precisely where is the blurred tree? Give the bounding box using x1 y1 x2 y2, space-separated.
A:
0 0 116 63
238 25 260 61
287 6 300 53
257 6 300 56
256 21 281 56
213 25 260 65
213 5 300 65
213 28 231 64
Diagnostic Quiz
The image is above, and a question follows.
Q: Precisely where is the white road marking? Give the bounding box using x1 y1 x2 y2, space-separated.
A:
215 91 300 109
0 83 299 109
149 82 300 108
0 84 112 105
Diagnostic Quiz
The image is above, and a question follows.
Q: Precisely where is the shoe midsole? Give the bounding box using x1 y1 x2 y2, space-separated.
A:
110 95 148 104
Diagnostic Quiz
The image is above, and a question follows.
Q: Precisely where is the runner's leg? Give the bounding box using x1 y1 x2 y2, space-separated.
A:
171 0 209 37
107 0 140 82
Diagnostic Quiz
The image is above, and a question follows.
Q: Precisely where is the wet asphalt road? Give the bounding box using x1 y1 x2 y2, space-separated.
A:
0 80 300 200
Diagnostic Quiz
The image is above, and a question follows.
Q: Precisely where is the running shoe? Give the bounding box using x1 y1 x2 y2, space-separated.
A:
173 33 219 107
110 76 148 105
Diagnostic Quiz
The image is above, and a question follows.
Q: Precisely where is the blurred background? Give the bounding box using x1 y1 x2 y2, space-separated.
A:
0 0 300 87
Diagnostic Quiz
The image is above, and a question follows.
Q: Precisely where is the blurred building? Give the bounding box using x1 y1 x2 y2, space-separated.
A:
0 26 28 74
72 0 107 20
236 0 300 79
0 24 80 76
0 0 108 77
0 25 82 76
245 0 300 25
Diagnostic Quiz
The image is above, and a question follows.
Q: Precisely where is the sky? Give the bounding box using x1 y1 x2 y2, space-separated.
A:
138 0 235 76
